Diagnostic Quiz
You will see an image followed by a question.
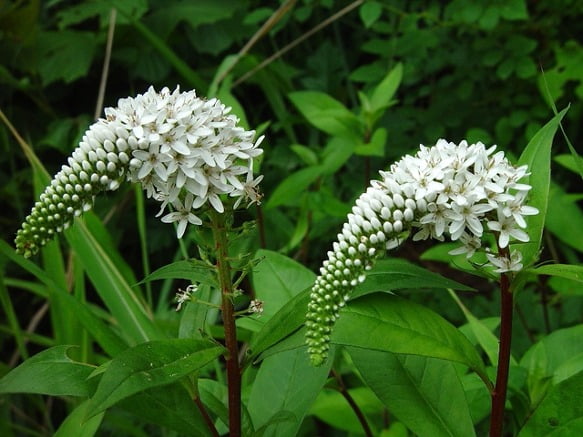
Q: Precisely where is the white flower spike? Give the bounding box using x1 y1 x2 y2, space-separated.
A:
15 87 264 257
306 139 538 366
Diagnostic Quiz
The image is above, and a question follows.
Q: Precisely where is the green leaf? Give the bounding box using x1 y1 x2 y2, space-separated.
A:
248 347 332 437
246 289 310 363
288 91 362 138
290 144 319 166
0 346 95 397
88 338 223 416
449 290 510 367
310 387 382 433
517 107 568 266
321 136 357 174
251 249 316 319
332 294 489 385
520 325 583 405
265 166 323 209
354 127 386 157
350 349 476 437
118 383 214 436
37 31 97 85
370 63 403 113
529 264 583 283
65 220 164 345
518 371 583 437
140 259 217 288
359 1 382 28
352 258 475 299
54 400 104 437
545 183 583 253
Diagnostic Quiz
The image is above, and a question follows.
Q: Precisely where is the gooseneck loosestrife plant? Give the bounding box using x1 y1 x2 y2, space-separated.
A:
12 87 542 437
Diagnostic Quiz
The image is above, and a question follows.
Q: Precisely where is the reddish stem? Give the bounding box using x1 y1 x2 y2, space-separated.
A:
489 247 513 437
210 211 241 437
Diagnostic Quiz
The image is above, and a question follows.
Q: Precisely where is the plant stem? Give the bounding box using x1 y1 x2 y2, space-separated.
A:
332 369 373 437
209 210 241 437
489 247 513 437
194 396 220 437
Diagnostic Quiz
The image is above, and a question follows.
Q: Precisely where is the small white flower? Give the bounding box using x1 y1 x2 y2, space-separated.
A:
486 250 523 273
161 193 203 238
249 299 264 315
487 209 530 248
175 284 197 311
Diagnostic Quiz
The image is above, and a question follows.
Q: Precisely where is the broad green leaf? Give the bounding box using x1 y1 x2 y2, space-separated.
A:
140 260 217 288
288 91 362 139
332 294 489 384
520 325 583 405
66 220 163 345
118 383 213 436
321 136 357 174
370 63 403 113
517 108 567 266
0 346 95 397
54 400 104 437
37 31 97 85
359 1 383 28
553 352 583 385
545 183 583 253
265 166 323 209
449 290 509 367
529 263 583 283
251 249 316 319
352 258 475 299
88 339 223 417
518 371 583 437
350 349 476 437
290 144 319 166
248 347 332 437
246 289 310 363
178 284 213 339
310 387 382 434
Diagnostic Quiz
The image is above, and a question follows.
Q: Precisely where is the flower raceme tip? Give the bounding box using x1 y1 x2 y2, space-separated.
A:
15 86 264 257
305 139 539 366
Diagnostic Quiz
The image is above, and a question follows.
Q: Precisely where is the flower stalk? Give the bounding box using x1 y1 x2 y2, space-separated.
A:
210 210 241 437
489 246 513 437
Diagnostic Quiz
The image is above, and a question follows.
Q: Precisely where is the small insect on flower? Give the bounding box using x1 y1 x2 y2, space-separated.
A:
175 284 198 311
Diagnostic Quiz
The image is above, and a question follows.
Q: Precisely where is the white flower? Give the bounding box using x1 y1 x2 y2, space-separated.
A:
486 250 524 273
161 193 203 238
248 299 264 315
487 209 530 248
501 191 539 228
175 283 197 311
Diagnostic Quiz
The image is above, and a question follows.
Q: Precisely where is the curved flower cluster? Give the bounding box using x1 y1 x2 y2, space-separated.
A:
15 87 264 257
306 139 538 366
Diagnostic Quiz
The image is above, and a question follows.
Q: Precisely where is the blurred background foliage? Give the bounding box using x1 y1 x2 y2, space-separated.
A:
0 0 582 433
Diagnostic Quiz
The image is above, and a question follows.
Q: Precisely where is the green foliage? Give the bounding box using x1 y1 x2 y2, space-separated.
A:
1 0 582 435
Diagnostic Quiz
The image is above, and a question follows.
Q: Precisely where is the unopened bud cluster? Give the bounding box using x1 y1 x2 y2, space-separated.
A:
15 86 264 257
306 139 538 366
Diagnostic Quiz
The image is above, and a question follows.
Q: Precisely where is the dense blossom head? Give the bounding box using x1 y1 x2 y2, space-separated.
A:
306 139 538 366
15 86 264 257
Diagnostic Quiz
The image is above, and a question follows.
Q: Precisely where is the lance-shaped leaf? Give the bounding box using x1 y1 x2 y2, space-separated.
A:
332 294 490 387
0 346 96 397
87 339 224 417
